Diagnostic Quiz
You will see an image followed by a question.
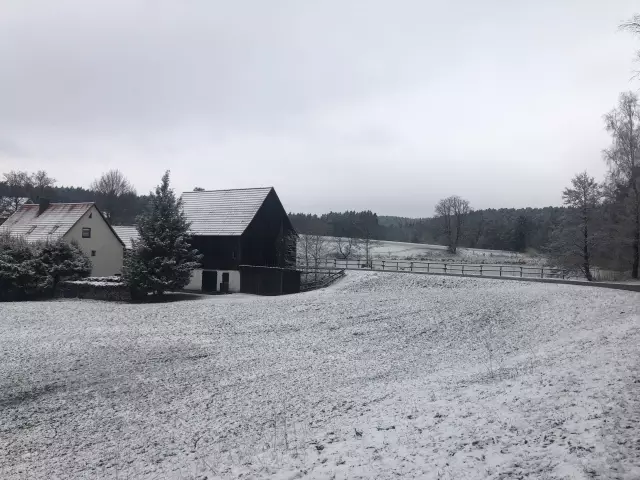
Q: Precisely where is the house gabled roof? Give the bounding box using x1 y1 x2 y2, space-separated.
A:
181 187 274 236
113 226 139 248
1 202 125 246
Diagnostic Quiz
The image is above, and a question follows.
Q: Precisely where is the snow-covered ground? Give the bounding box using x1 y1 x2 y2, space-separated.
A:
1 272 639 479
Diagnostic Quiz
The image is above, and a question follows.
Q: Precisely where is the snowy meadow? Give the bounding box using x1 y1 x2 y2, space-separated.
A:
1 272 639 479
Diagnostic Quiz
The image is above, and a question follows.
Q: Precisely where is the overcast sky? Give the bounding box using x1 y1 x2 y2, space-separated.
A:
1 1 639 217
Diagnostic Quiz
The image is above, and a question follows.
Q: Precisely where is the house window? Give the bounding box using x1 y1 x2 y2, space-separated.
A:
82 227 91 238
49 225 60 235
91 250 96 257
89 212 93 219
26 225 37 234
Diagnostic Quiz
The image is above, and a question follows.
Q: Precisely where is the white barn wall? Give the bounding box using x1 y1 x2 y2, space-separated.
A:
184 269 240 293
222 270 241 293
186 269 203 291
65 206 124 277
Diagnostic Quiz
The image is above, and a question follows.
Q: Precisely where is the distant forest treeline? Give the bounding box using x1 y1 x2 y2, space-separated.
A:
0 180 148 226
288 207 565 253
0 172 563 253
0 161 636 279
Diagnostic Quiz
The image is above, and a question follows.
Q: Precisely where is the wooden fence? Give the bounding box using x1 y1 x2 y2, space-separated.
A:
299 258 569 280
300 269 346 292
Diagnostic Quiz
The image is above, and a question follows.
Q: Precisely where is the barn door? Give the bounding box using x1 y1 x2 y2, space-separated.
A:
202 271 218 293
220 272 230 293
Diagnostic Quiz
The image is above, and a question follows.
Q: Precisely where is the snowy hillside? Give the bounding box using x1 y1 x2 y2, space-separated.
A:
1 272 639 479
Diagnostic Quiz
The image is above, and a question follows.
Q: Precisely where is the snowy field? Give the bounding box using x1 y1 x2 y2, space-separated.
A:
320 237 545 265
1 272 640 479
371 240 547 265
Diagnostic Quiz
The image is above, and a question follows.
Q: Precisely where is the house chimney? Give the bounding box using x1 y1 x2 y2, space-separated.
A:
38 198 50 216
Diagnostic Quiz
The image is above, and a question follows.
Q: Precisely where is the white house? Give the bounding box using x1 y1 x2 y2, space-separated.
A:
1 200 125 277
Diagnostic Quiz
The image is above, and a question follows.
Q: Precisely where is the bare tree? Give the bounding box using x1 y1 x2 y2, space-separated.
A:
31 170 56 197
435 195 471 253
310 235 329 272
90 170 136 224
622 14 640 34
334 236 361 260
359 235 380 268
548 172 602 281
298 234 330 281
0 195 11 219
621 14 640 66
3 171 33 213
297 234 311 269
603 92 640 278
349 220 380 267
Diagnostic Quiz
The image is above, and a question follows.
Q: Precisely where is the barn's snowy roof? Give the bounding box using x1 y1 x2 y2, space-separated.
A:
113 226 139 248
181 187 273 236
1 203 94 241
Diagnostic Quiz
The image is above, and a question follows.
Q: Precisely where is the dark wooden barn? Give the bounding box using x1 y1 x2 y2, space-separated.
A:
181 187 299 295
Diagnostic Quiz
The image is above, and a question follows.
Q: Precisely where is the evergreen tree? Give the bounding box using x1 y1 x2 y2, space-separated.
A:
123 171 202 297
513 215 530 252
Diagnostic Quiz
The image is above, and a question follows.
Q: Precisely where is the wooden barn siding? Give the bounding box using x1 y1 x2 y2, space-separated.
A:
239 266 301 295
190 236 240 271
240 189 296 268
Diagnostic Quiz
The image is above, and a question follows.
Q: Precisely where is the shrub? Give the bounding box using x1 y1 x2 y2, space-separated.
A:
40 239 92 286
0 232 91 301
57 280 131 302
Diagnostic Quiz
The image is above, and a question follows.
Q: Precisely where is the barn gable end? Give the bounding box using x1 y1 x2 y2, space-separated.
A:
181 187 298 294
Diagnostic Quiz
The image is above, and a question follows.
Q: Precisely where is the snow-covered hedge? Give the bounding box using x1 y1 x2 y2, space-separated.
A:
0 233 92 301
82 276 122 283
56 280 130 302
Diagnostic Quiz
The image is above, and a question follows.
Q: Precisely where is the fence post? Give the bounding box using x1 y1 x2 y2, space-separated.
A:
541 268 544 279
462 265 465 275
520 266 523 278
480 265 483 276
499 266 502 277
382 261 385 270
427 263 430 273
396 261 399 271
410 262 413 272
444 264 447 274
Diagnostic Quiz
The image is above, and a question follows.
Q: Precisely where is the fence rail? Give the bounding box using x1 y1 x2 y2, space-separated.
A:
300 268 346 292
299 258 569 280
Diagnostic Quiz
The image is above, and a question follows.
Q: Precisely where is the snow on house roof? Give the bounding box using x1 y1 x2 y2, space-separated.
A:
1 203 94 241
181 187 273 236
113 226 139 248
